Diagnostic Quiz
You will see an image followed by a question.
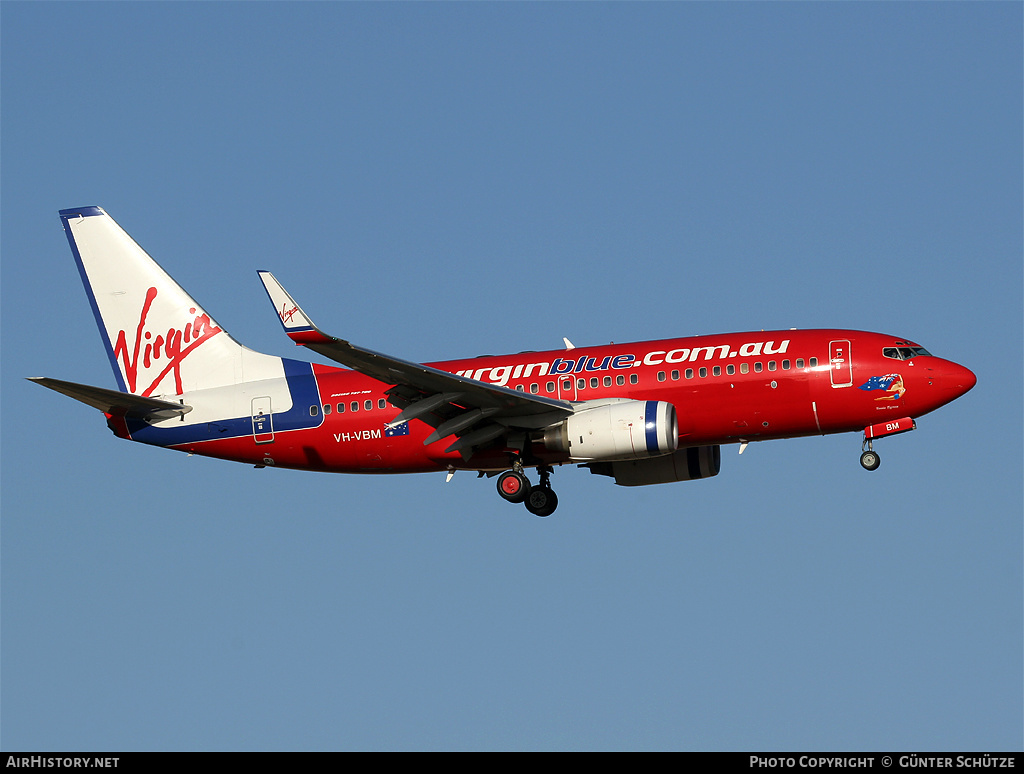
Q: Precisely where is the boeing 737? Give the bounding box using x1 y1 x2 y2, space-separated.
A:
30 207 976 516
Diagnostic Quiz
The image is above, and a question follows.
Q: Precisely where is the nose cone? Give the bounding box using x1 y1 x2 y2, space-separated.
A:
944 361 977 399
926 359 977 407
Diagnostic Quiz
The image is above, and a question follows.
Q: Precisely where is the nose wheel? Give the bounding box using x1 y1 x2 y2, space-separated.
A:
496 463 559 516
860 450 881 471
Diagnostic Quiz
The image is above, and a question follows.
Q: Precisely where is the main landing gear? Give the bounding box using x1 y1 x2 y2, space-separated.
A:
496 462 558 517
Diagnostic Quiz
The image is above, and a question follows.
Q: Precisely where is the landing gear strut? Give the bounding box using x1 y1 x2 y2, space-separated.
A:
496 462 559 516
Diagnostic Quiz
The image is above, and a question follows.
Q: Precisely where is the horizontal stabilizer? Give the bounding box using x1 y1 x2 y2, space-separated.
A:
28 377 192 421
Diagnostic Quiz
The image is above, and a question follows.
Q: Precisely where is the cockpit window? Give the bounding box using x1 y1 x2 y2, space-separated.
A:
883 346 933 360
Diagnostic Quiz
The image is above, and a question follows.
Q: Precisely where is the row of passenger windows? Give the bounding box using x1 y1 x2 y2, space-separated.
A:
311 398 388 417
656 357 818 381
308 357 822 414
519 359 821 392
512 373 643 394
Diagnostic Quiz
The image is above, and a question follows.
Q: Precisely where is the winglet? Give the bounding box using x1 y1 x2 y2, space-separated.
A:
257 271 333 345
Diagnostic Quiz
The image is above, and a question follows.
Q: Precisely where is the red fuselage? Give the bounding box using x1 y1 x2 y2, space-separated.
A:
169 328 975 474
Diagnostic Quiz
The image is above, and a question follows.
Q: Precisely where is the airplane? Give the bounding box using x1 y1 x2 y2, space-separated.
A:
30 206 977 516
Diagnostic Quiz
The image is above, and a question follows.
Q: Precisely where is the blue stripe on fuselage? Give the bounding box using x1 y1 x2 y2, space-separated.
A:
123 358 323 446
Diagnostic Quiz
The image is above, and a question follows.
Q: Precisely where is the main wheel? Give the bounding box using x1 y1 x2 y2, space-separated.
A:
524 486 558 517
497 470 530 503
860 450 881 471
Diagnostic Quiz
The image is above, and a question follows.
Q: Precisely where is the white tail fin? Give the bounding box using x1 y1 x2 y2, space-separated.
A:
60 207 256 397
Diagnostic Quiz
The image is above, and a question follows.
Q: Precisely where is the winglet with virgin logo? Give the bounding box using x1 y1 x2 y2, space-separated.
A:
257 271 333 346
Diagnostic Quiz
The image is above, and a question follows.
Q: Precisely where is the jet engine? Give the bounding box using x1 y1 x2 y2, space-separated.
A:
542 399 678 462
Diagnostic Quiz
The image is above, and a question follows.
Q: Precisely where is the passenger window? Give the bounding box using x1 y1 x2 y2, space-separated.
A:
337 403 345 413
546 381 555 393
657 371 666 382
782 360 790 370
364 400 372 411
740 363 749 374
713 366 721 376
671 370 679 381
577 379 586 389
310 406 319 417
630 374 638 385
603 376 612 387
590 377 599 389
796 359 804 369
754 362 763 372
809 357 818 367
351 401 359 412
530 383 539 394
515 385 524 392
699 367 707 378
768 361 777 371
562 379 572 391
685 368 694 379
378 399 386 409
323 404 332 414
616 375 625 386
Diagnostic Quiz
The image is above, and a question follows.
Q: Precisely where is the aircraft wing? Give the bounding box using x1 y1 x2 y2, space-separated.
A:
257 271 573 457
28 377 192 421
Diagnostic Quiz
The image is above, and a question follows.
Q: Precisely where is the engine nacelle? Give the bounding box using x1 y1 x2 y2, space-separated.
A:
585 445 722 486
542 399 678 462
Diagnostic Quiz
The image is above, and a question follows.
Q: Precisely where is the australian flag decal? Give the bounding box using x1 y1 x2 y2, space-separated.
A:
385 422 410 437
858 373 905 401
858 374 899 391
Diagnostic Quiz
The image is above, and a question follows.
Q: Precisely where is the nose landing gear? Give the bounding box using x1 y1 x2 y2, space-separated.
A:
859 417 917 471
496 462 559 516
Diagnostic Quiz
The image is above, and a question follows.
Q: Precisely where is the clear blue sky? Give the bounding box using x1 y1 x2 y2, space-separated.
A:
2 2 1020 751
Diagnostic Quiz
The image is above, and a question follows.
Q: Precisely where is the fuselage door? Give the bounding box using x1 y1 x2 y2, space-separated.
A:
252 396 274 443
829 340 853 387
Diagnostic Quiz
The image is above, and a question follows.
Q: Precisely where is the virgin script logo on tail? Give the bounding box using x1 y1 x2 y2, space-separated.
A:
112 286 222 396
278 302 300 324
